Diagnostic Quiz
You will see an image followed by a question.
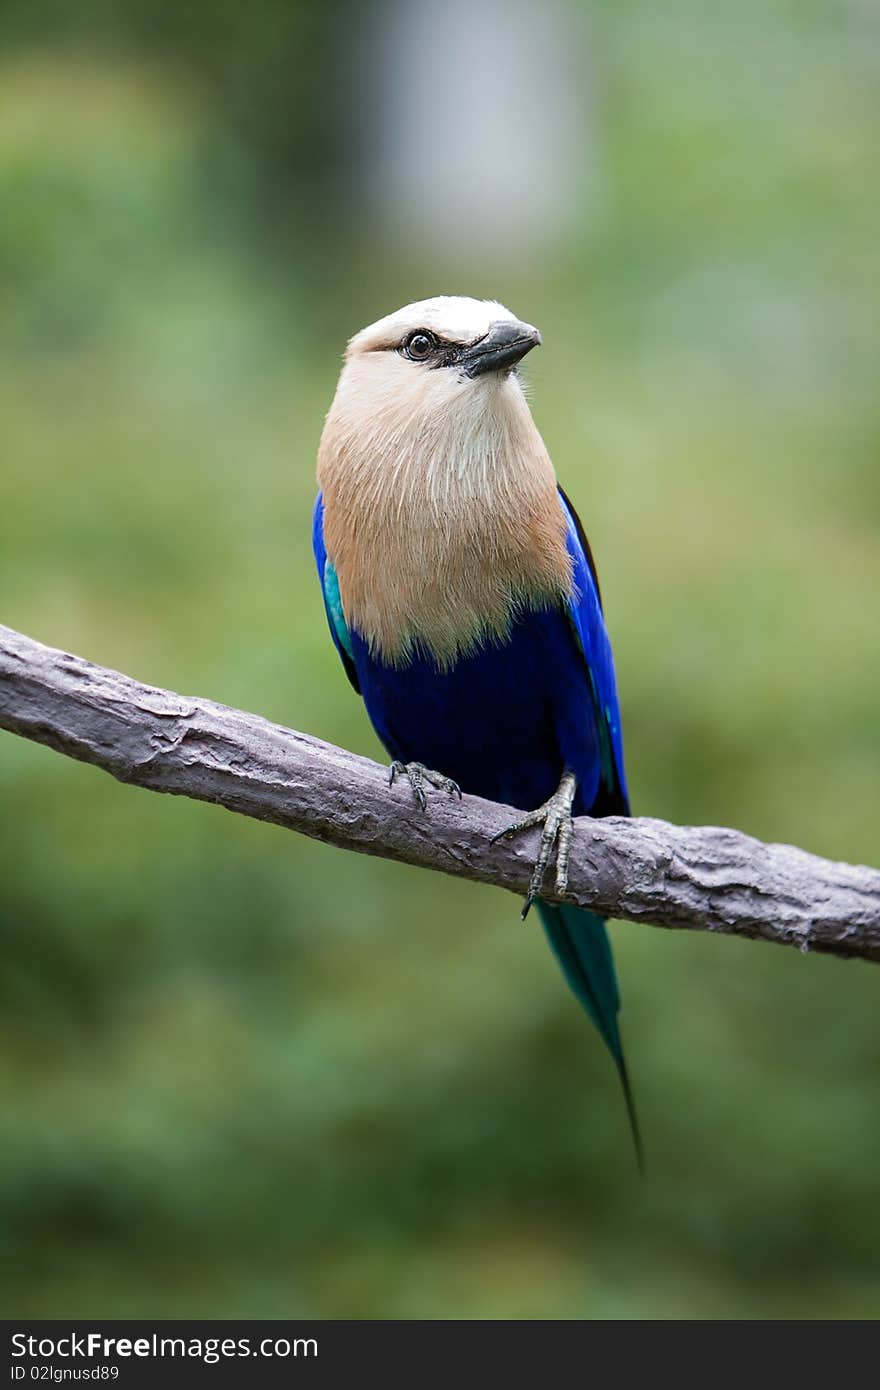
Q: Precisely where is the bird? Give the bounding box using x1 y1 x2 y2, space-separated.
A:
313 295 640 1164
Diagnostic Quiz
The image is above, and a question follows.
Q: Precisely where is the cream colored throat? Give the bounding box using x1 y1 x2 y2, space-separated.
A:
317 380 573 669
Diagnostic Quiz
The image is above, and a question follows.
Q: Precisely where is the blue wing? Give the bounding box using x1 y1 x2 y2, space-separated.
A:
537 488 641 1167
313 491 359 693
558 485 630 817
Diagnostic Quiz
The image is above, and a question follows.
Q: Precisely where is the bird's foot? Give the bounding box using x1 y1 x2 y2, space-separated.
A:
388 761 462 812
490 771 577 919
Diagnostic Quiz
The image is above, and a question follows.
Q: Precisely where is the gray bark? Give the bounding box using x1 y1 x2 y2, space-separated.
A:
1 622 878 963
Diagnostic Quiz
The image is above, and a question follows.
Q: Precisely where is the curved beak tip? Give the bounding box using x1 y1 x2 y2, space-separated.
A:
463 319 544 377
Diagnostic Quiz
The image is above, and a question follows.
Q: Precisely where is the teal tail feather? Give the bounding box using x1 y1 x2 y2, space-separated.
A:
536 902 643 1172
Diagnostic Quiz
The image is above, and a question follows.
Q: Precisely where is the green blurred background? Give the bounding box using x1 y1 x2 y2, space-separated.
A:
2 0 879 1319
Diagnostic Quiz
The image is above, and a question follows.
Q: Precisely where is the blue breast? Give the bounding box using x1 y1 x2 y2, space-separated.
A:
350 607 603 815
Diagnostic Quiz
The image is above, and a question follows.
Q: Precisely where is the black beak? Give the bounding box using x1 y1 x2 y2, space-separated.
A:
461 319 542 377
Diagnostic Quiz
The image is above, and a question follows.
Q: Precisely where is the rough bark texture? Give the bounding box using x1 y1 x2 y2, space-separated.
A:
2 622 879 963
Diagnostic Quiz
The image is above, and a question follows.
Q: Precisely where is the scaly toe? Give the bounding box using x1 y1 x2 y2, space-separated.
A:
388 761 460 810
490 810 543 846
422 769 462 799
490 772 578 912
555 815 573 897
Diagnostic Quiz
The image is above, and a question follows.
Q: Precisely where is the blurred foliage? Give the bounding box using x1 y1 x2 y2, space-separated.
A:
1 0 879 1319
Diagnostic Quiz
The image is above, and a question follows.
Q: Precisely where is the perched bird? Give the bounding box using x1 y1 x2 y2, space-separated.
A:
313 296 640 1163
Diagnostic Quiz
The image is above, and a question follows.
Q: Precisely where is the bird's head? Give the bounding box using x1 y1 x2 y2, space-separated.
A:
319 297 543 479
345 295 541 381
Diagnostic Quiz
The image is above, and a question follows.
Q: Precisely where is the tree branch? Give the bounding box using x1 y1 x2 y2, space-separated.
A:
1 622 878 963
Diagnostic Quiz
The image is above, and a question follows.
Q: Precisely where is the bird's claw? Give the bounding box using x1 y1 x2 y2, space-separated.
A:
388 760 462 811
490 772 577 918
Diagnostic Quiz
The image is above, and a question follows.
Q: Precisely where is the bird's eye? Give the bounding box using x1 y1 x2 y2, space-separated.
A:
403 330 436 361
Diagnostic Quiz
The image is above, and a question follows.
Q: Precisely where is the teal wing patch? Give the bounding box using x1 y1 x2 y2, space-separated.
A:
313 491 360 693
323 558 354 663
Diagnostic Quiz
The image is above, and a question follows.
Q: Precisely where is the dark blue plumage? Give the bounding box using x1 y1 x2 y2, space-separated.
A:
313 487 640 1163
